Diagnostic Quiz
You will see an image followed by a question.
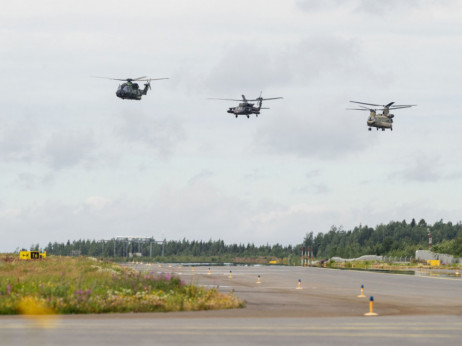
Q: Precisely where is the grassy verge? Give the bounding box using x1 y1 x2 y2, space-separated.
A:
0 254 243 314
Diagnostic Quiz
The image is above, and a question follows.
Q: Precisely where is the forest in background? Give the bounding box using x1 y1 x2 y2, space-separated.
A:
28 219 462 262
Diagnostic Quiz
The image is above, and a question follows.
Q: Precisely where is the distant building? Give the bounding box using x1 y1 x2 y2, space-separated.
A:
415 250 460 264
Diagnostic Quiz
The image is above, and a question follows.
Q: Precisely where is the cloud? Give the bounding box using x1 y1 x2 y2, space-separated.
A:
205 34 373 93
205 42 291 94
0 117 39 162
287 36 373 85
296 0 448 15
115 111 185 158
253 104 374 159
42 130 97 169
14 173 54 190
390 153 462 183
187 170 214 185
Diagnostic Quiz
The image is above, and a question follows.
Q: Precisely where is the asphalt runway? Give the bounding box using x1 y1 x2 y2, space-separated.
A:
1 264 462 345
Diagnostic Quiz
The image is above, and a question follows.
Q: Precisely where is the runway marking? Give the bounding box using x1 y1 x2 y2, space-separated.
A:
1 324 460 339
133 331 454 338
4 320 461 331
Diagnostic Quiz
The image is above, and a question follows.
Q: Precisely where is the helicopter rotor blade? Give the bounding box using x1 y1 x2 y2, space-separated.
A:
389 105 416 108
261 97 283 101
136 78 169 81
350 101 382 107
248 97 283 101
91 76 168 82
91 76 128 81
346 108 373 111
208 98 243 101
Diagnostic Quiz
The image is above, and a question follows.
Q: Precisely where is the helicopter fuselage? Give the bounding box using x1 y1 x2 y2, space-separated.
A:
227 102 261 118
367 112 394 131
116 82 149 100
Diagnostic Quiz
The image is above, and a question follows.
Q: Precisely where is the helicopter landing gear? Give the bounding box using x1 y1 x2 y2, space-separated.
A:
382 128 385 131
368 128 371 131
235 115 238 118
246 115 250 119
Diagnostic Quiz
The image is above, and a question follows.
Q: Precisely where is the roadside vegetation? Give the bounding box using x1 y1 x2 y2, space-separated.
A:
0 255 243 315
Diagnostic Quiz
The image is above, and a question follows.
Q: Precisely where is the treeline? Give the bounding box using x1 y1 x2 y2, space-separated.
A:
304 219 462 258
41 239 294 260
35 218 462 261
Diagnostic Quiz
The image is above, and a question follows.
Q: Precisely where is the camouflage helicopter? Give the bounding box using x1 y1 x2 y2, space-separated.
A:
93 76 168 100
348 101 416 131
209 93 283 118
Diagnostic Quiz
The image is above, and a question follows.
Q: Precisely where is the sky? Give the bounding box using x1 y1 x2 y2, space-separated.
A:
1 0 462 251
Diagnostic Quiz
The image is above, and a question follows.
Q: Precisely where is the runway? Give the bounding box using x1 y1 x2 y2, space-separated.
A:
1 264 462 345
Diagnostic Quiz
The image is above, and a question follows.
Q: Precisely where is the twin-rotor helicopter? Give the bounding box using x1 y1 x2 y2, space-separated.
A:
348 101 416 131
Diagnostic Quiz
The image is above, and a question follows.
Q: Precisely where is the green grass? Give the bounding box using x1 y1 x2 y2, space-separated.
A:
0 254 243 314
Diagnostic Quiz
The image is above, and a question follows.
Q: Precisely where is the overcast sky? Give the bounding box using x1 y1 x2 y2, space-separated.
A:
1 0 462 251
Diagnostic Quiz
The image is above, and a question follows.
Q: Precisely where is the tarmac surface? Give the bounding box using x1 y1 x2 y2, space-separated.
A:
1 264 462 345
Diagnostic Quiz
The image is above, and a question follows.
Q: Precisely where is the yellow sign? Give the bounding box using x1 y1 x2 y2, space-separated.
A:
19 251 47 260
427 259 440 266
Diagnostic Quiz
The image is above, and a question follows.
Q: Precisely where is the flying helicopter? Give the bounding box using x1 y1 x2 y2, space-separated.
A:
209 93 283 118
348 101 416 131
93 76 168 100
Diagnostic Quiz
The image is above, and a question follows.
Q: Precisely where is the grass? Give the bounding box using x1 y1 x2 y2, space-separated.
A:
0 254 243 314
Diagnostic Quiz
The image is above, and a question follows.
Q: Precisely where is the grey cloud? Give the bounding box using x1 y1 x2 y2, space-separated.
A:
43 130 97 169
296 0 448 14
187 170 214 185
0 118 39 162
205 43 291 93
296 0 346 12
115 112 185 158
253 105 374 159
390 154 461 183
15 173 55 190
306 169 321 178
296 183 330 195
390 154 441 183
352 0 445 15
287 36 371 84
206 34 378 94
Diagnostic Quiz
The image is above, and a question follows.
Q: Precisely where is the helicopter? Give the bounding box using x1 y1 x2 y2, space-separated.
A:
93 76 168 100
209 93 283 118
348 101 416 131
